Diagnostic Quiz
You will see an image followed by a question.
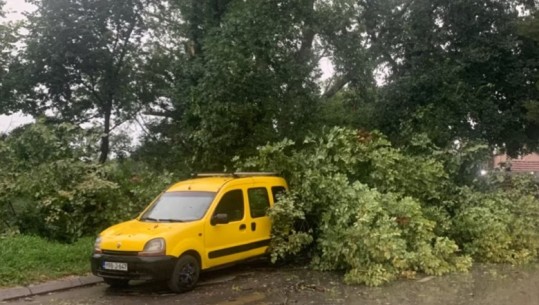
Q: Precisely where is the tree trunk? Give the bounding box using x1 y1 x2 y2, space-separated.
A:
99 102 112 163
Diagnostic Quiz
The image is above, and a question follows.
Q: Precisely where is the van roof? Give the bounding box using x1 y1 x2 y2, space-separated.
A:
167 177 233 192
166 175 285 192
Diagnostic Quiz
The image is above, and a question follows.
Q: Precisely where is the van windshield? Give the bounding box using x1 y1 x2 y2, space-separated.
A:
140 191 216 222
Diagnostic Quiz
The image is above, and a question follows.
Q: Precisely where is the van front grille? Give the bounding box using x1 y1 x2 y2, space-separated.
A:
102 250 139 256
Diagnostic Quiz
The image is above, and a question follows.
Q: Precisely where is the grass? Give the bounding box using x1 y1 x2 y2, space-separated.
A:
0 235 94 287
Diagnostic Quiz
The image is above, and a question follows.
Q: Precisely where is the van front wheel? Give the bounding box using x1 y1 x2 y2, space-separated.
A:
168 254 200 293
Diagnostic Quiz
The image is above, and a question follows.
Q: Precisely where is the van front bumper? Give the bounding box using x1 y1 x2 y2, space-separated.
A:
91 252 177 281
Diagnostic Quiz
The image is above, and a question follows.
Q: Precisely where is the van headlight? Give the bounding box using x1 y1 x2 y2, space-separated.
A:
138 238 166 256
94 236 102 254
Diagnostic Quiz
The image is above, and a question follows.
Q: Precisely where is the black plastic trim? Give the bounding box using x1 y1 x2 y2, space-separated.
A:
91 253 177 281
208 239 270 259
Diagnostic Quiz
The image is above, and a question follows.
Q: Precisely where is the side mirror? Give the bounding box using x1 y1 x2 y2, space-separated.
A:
211 213 229 226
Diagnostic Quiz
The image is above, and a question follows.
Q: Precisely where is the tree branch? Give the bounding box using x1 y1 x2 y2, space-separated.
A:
113 14 141 79
361 0 415 73
80 81 104 105
134 114 153 137
323 74 351 99
295 0 316 63
109 21 123 55
143 109 175 117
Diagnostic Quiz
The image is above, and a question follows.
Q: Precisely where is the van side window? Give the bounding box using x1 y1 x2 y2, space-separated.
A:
271 186 286 203
214 190 244 222
248 188 270 218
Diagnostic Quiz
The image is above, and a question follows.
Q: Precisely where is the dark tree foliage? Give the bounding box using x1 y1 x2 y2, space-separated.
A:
136 0 327 171
2 0 539 168
355 0 539 155
0 1 18 113
520 11 539 130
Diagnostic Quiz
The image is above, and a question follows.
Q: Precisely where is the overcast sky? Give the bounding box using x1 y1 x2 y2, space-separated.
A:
4 0 35 20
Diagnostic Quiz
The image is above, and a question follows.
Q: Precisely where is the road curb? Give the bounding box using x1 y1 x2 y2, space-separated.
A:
0 275 102 302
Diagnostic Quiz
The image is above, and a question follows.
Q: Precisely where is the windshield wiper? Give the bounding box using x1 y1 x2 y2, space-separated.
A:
140 217 159 222
140 217 186 223
157 219 185 223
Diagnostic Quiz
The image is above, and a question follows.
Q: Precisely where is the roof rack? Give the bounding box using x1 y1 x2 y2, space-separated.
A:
193 172 278 178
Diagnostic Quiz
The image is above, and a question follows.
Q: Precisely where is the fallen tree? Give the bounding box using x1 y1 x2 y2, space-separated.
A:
238 127 539 286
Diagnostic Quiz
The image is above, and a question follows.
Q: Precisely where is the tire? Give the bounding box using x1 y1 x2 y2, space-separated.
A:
167 254 200 293
103 277 129 288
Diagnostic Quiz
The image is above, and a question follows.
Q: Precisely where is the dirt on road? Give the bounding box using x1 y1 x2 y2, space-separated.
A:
5 262 539 305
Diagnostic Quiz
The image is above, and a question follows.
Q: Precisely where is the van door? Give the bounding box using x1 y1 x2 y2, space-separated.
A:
245 187 272 257
204 189 251 267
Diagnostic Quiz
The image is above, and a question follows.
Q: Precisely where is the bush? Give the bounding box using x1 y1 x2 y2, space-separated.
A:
0 122 175 242
101 160 176 222
452 180 539 264
0 160 174 242
239 127 539 285
4 160 119 241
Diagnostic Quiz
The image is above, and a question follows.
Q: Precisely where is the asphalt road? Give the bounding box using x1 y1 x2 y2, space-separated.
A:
5 263 539 305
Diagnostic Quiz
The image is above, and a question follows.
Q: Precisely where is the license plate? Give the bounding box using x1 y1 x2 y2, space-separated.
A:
103 261 128 271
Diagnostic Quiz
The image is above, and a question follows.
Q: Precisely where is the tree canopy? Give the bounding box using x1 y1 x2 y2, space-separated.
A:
4 0 151 162
1 0 539 166
369 0 539 155
0 0 18 113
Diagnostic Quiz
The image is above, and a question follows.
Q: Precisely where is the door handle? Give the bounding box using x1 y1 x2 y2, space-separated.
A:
251 222 256 231
239 224 246 231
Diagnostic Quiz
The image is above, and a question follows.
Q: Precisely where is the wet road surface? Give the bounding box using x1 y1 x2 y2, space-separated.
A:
5 263 539 305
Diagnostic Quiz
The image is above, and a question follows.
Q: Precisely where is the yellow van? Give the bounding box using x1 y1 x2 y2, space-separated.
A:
91 172 287 292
